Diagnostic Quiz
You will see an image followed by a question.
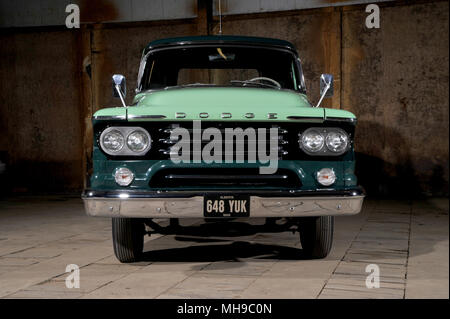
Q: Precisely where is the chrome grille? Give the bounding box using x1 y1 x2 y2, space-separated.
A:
156 123 289 161
149 167 301 188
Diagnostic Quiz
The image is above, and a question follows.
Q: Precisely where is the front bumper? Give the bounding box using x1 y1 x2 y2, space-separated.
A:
82 187 365 218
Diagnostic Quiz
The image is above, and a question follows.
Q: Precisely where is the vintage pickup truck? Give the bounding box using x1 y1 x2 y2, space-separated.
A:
82 35 364 262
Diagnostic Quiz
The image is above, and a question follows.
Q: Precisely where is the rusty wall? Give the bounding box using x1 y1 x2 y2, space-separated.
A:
0 29 84 192
342 1 449 197
0 0 448 196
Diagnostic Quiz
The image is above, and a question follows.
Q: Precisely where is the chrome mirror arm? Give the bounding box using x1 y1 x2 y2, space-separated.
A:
315 82 330 108
112 74 127 107
315 73 334 108
115 84 127 108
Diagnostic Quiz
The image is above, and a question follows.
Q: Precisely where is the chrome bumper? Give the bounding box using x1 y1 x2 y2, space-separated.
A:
82 188 365 218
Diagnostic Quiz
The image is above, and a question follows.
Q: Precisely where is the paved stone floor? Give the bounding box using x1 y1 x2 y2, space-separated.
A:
0 196 447 299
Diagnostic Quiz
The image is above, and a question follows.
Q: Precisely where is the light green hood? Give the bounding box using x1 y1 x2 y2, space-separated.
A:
95 87 356 122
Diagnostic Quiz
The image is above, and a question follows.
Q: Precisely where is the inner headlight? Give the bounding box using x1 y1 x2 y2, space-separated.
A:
101 129 124 153
301 129 324 153
127 130 151 153
326 130 348 153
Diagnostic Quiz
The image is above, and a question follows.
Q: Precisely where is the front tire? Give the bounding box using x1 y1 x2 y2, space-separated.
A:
299 216 334 259
112 218 145 263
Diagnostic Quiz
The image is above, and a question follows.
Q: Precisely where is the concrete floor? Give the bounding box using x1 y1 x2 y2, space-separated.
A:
0 196 447 299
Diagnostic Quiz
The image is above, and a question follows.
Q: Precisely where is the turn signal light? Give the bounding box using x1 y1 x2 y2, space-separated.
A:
317 168 336 186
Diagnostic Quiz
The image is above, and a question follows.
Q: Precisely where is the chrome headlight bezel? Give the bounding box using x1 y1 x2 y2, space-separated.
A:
300 129 324 153
299 127 350 156
325 129 349 153
99 128 125 154
99 126 152 156
126 129 151 154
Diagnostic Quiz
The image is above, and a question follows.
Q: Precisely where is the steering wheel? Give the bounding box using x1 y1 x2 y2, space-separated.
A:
247 77 281 89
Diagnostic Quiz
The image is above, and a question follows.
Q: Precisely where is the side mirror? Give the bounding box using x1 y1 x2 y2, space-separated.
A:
320 74 333 98
315 73 334 107
112 74 127 107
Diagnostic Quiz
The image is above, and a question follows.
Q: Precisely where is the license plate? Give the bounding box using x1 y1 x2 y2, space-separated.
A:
203 195 250 217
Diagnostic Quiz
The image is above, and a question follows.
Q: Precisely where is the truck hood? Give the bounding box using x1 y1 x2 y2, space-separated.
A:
94 87 356 122
128 87 323 122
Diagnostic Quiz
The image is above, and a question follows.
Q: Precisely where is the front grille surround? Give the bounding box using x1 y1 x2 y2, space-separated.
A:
94 121 354 161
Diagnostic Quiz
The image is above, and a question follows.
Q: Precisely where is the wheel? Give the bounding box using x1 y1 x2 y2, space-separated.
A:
299 216 334 259
112 218 145 263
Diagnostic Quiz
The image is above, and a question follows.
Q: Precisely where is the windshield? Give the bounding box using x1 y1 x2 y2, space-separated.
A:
137 45 303 92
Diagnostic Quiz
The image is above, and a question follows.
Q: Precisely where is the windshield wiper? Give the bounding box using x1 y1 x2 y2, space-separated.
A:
179 83 217 87
229 80 279 89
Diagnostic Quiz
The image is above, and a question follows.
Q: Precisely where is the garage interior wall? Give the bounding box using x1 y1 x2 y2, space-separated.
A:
0 0 448 197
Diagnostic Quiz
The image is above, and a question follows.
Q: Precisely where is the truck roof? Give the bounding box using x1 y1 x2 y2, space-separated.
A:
144 35 297 53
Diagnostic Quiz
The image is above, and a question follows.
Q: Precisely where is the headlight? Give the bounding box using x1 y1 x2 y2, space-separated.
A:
101 129 124 153
299 127 350 156
326 131 348 153
301 129 324 153
99 127 151 156
127 130 151 153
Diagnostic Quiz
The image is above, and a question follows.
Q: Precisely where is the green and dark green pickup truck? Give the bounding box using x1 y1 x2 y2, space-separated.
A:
82 35 364 262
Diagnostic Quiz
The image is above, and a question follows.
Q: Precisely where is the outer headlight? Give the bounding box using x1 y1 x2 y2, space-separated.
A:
127 130 151 153
326 130 348 153
101 129 124 154
300 129 324 153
